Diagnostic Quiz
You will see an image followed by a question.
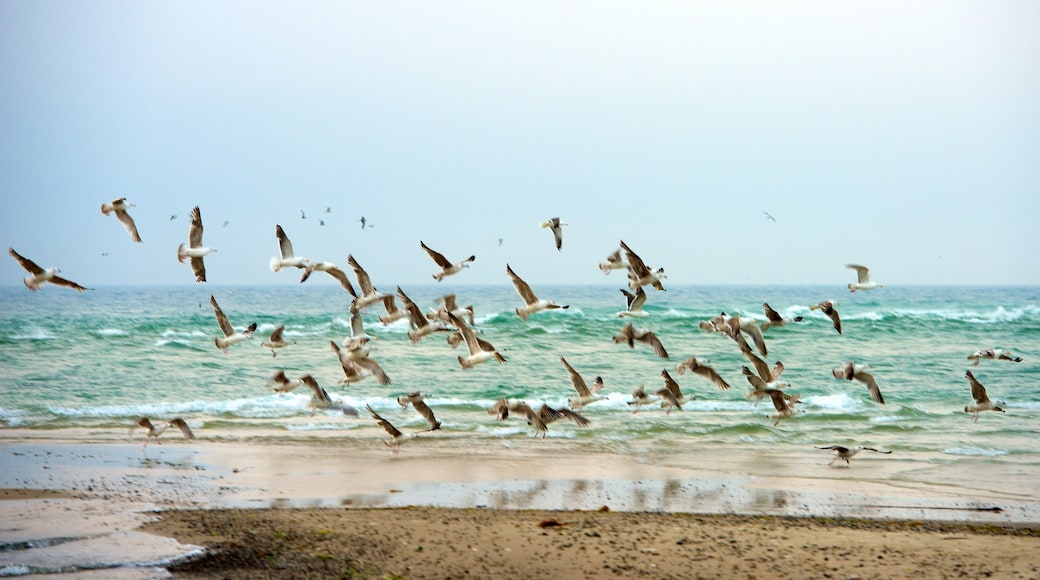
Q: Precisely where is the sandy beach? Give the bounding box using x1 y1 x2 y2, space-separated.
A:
2 436 1039 578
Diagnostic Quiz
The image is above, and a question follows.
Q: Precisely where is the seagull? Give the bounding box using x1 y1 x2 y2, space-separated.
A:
538 404 591 428
420 241 475 282
675 357 730 390
964 370 1005 422
100 198 142 242
347 254 385 311
599 248 629 275
260 325 295 357
209 295 257 353
620 240 666 291
816 445 891 467
831 361 885 404
8 248 89 292
325 207 332 213
627 385 658 414
561 357 605 411
177 206 214 282
506 264 569 320
617 287 650 318
269 225 309 272
612 323 669 359
132 417 195 450
318 219 325 226
760 303 803 331
396 391 442 432
657 369 691 414
269 369 304 393
846 263 883 292
810 300 842 334
223 220 230 228
366 404 413 454
763 211 776 223
488 398 511 421
398 286 451 343
722 314 769 357
967 348 1023 367
300 209 306 220
169 214 177 221
540 217 567 251
764 389 801 426
737 333 787 403
448 311 506 369
377 294 409 326
505 401 549 438
330 340 390 385
426 293 475 326
299 261 358 296
301 374 337 416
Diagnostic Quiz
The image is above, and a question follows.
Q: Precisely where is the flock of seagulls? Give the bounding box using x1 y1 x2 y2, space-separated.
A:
11 202 1025 464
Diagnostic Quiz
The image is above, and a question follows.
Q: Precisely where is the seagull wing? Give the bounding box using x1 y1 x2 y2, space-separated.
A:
8 248 43 275
366 405 403 438
420 241 452 268
412 399 441 430
765 389 790 413
965 370 990 404
846 263 871 283
661 370 683 398
619 240 649 277
209 295 234 336
561 357 590 397
347 255 376 294
190 256 207 282
447 312 481 355
738 332 772 382
269 325 285 343
637 330 669 359
763 303 783 323
506 264 538 305
354 357 391 385
169 418 196 440
693 363 730 390
115 209 142 242
324 265 358 297
50 275 89 291
742 366 767 391
275 225 295 259
854 371 885 404
188 206 204 247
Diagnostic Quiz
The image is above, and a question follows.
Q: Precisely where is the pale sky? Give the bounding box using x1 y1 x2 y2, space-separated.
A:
2 1 1038 288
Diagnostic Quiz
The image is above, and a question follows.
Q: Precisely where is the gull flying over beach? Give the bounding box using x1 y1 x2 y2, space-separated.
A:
816 445 891 467
561 357 605 411
132 417 195 450
612 323 669 359
657 369 691 414
269 225 309 272
738 333 787 404
8 248 89 292
832 361 885 405
846 263 883 292
675 357 730 390
269 370 304 393
507 264 569 320
967 348 1023 366
599 248 629 275
540 217 567 251
330 340 390 385
300 261 358 297
421 241 475 281
764 389 801 426
964 370 1005 422
760 303 803 331
260 325 295 357
810 300 842 334
209 295 257 353
397 391 442 432
495 400 550 438
366 404 413 454
617 287 650 318
537 404 591 429
100 197 142 242
620 240 666 291
177 206 214 282
301 374 337 416
448 311 506 369
627 385 658 414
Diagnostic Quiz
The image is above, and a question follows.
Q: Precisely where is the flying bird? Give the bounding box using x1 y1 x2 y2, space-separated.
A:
506 264 569 320
347 254 386 311
100 198 142 242
269 369 304 393
301 374 338 416
561 357 605 411
427 293 475 326
599 248 629 275
398 286 451 343
816 445 891 467
760 303 803 331
396 391 442 432
377 294 409 326
421 241 475 282
209 295 257 353
831 361 885 404
810 300 842 334
612 323 669 359
269 225 309 272
359 216 370 229
177 206 214 282
675 357 730 390
846 263 883 292
762 211 776 223
967 348 1023 366
299 261 358 297
132 417 195 450
537 404 591 428
448 311 506 369
657 369 691 414
540 217 567 250
260 325 295 357
617 287 650 318
626 385 658 413
764 389 801 426
620 240 666 291
964 370 1005 422
8 248 89 292
366 404 413 454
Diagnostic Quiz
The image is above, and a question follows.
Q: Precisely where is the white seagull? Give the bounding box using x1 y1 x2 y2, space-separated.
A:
540 217 567 251
964 370 1005 422
967 348 1023 367
347 254 386 311
627 385 658 413
621 240 666 291
177 206 214 282
421 241 475 282
598 248 629 275
209 295 257 353
561 357 605 411
269 369 304 393
617 287 650 318
269 225 309 272
764 389 801 426
8 248 89 292
831 361 885 405
426 293 475 326
260 325 295 357
448 311 506 369
760 303 803 331
816 445 891 467
100 197 142 242
396 391 442 432
398 286 452 343
506 264 569 320
846 263 883 292
378 294 409 326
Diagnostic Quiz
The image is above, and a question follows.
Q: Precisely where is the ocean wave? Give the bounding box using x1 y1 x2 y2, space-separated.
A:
46 394 313 420
160 329 207 339
10 327 54 340
942 446 1009 457
802 393 866 411
94 328 127 336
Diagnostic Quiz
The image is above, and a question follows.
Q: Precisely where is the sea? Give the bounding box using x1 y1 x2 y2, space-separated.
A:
1 284 1038 490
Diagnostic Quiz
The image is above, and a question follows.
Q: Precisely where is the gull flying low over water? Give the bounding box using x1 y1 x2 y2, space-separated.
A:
846 263 883 292
738 333 787 404
507 264 569 320
675 357 730 390
627 385 658 413
209 295 257 353
397 391 442 432
427 293 475 326
301 374 337 416
330 340 390 385
599 248 629 275
612 323 669 359
967 348 1023 366
561 357 605 411
964 370 1005 422
540 217 567 251
760 303 803 331
816 445 891 467
366 404 414 454
347 254 386 311
657 369 691 414
260 325 295 357
538 404 591 429
617 287 650 318
620 240 666 291
764 389 801 426
300 261 358 297
378 294 409 326
177 206 214 282
132 417 195 450
810 300 842 334
269 369 304 393
269 225 309 272
398 286 452 343
448 311 506 369
100 197 142 242
832 361 885 405
491 400 550 438
421 241 475 281
8 248 89 292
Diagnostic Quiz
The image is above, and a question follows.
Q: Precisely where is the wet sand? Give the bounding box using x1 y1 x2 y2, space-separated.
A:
2 438 1039 577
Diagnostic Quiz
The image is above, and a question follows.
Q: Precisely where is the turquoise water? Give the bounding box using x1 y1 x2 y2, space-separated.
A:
1 284 1037 463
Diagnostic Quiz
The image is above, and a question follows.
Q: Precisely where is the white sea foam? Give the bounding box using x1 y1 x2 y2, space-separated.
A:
802 393 864 411
94 328 127 336
11 327 54 340
943 446 1008 457
161 329 207 338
